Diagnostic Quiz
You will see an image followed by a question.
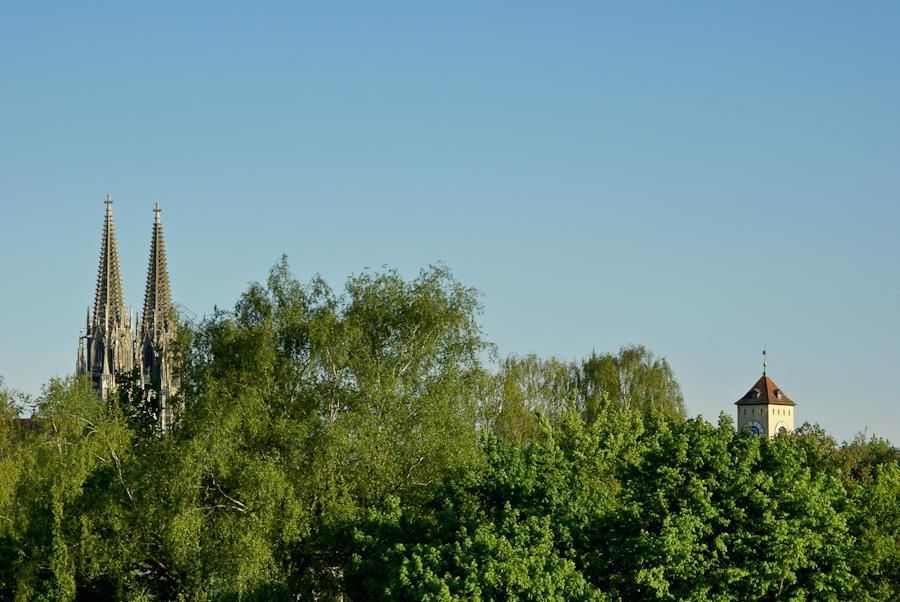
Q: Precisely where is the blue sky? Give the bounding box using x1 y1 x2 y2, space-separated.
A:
1 2 898 444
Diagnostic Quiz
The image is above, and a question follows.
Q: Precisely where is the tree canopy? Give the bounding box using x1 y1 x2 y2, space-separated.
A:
1 260 896 601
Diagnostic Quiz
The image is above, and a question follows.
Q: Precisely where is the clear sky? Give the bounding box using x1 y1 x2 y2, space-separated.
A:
1 2 898 444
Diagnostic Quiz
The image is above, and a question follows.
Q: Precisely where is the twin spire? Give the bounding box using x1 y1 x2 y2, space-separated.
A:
77 195 176 429
92 195 127 332
142 203 172 342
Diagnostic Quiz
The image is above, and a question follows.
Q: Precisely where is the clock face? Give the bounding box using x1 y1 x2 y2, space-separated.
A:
747 420 764 436
774 421 788 434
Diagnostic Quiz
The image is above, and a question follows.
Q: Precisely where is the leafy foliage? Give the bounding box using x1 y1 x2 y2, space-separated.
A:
2 261 898 600
577 344 686 422
589 416 856 601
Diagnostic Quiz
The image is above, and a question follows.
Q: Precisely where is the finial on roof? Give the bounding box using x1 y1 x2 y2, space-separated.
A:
763 348 767 376
106 194 112 208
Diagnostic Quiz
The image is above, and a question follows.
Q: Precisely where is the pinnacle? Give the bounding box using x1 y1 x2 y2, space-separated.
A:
141 203 173 340
92 196 127 330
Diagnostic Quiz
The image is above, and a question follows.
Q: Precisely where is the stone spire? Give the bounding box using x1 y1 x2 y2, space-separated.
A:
79 195 136 399
93 195 127 331
76 325 85 375
141 203 172 339
139 203 177 430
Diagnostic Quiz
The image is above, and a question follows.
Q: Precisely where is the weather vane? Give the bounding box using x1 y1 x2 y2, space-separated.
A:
763 347 767 377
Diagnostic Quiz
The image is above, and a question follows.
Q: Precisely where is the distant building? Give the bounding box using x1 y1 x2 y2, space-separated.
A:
735 357 795 437
76 196 177 430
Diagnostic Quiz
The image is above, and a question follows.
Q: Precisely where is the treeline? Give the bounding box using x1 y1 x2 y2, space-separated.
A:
0 260 898 601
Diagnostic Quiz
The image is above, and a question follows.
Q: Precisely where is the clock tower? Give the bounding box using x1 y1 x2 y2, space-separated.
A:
735 355 796 437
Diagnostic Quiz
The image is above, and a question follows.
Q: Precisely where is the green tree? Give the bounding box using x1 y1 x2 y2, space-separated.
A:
589 414 855 601
482 354 574 448
164 258 490 600
845 463 900 601
0 378 30 600
576 344 685 422
8 375 144 602
345 405 649 601
833 430 900 486
0 376 28 525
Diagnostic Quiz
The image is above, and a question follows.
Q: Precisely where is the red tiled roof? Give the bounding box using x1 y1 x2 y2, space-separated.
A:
735 375 796 406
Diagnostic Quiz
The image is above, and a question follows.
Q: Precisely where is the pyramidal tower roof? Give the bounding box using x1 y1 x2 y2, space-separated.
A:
93 195 127 328
735 375 796 406
141 203 172 336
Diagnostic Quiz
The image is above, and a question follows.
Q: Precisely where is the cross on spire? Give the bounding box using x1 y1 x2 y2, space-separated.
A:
142 202 172 337
82 194 133 400
140 201 176 429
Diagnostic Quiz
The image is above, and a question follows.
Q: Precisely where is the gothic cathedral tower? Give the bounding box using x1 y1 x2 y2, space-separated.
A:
139 203 176 430
76 196 136 399
735 355 796 437
77 197 177 430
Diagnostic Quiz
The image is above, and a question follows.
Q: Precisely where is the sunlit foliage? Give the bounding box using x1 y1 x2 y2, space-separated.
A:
1 262 896 601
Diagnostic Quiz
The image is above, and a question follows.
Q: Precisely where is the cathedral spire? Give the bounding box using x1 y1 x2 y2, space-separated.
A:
93 195 127 330
139 203 177 430
76 325 85 375
80 195 135 399
141 203 172 338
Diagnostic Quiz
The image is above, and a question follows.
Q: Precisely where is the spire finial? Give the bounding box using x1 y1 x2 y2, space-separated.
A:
763 347 767 376
106 194 112 209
